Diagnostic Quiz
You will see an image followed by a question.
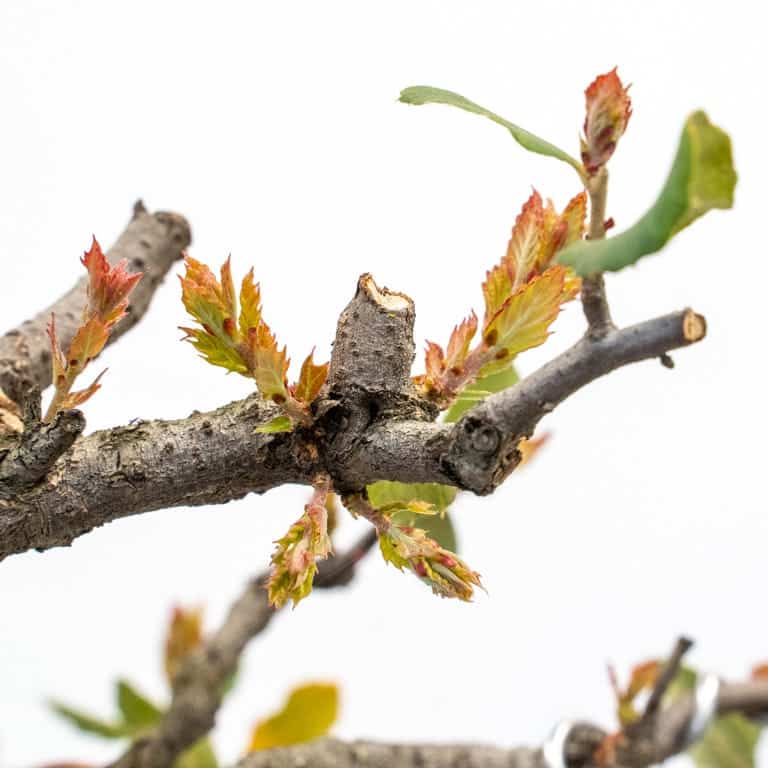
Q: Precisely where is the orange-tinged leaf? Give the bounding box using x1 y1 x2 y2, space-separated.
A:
47 315 67 384
248 683 339 751
481 267 569 373
752 663 768 680
61 369 107 410
220 256 238 323
444 312 477 373
538 192 588 269
558 191 588 249
293 350 328 405
81 237 142 326
249 323 289 403
423 341 445 386
504 190 544 290
581 68 632 175
67 315 109 373
482 263 513 323
517 432 550 469
165 605 204 686
239 268 262 338
180 256 229 339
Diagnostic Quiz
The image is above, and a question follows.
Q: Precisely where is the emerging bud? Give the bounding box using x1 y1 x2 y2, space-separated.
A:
268 492 332 608
581 68 632 175
164 605 204 686
378 519 483 601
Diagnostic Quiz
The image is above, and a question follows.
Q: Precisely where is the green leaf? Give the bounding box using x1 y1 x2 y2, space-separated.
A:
399 86 584 178
116 680 163 732
689 714 762 768
254 415 294 434
444 365 519 422
558 111 736 276
248 683 339 751
49 701 130 739
367 481 458 551
175 737 219 768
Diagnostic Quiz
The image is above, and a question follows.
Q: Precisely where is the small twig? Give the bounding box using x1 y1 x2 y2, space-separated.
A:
581 167 615 338
641 635 694 722
315 528 378 588
111 530 378 768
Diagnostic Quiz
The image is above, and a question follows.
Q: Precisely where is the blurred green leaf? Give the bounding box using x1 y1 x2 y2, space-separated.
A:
558 111 736 276
444 366 519 423
690 713 761 768
248 683 339 751
175 737 219 768
116 680 163 731
399 86 584 178
49 701 130 739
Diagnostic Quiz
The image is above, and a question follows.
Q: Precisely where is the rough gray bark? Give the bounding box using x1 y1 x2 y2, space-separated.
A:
0 273 706 561
0 202 190 404
111 532 378 768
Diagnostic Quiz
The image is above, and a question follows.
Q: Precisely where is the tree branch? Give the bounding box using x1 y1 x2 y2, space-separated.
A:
111 532 377 768
0 202 190 404
0 277 707 562
235 677 768 768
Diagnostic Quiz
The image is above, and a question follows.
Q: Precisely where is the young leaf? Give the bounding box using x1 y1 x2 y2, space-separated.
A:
399 86 585 179
689 713 761 768
558 111 736 275
268 482 332 608
49 701 130 739
378 520 482 601
67 315 110 374
81 237 143 326
254 415 294 434
238 268 262 338
116 680 163 731
293 349 329 405
480 267 571 375
61 369 107 410
176 737 219 768
581 68 632 176
165 605 204 686
248 324 290 404
248 683 339 752
179 326 249 374
443 365 519 422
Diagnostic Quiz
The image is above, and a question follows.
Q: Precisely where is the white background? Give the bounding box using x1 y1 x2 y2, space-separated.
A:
1 2 765 766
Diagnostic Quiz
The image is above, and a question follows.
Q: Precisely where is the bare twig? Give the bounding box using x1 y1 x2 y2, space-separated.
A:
641 635 693 722
111 531 377 768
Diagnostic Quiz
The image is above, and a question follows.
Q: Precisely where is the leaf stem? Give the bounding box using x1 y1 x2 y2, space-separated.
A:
581 167 615 337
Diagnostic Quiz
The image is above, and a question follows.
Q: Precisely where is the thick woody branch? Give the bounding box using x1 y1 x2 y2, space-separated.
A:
0 276 707 561
0 202 190 404
236 678 768 768
112 533 377 768
0 396 322 562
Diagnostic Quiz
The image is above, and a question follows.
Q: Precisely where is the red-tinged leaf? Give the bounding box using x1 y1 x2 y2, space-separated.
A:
293 350 329 405
47 314 67 384
504 190 544 290
539 192 588 268
482 263 513 323
239 268 262 338
61 369 107 410
250 323 289 403
67 315 109 373
444 312 477 374
220 256 238 323
559 191 588 248
481 267 569 374
81 237 142 326
581 68 632 175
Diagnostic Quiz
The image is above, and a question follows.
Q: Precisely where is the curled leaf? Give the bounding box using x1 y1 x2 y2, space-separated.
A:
581 68 632 175
559 111 736 275
293 349 329 405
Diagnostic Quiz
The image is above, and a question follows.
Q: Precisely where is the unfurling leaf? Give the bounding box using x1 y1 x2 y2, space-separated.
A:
115 680 163 731
49 701 131 739
81 237 143 326
67 316 110 375
367 481 459 551
165 605 204 686
399 86 585 179
248 683 339 752
292 349 329 405
254 415 294 434
580 68 632 175
517 432 550 469
480 267 573 376
559 111 736 275
60 369 107 410
689 714 761 768
248 324 290 404
443 365 519 422
268 483 333 608
378 518 482 601
612 659 660 727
